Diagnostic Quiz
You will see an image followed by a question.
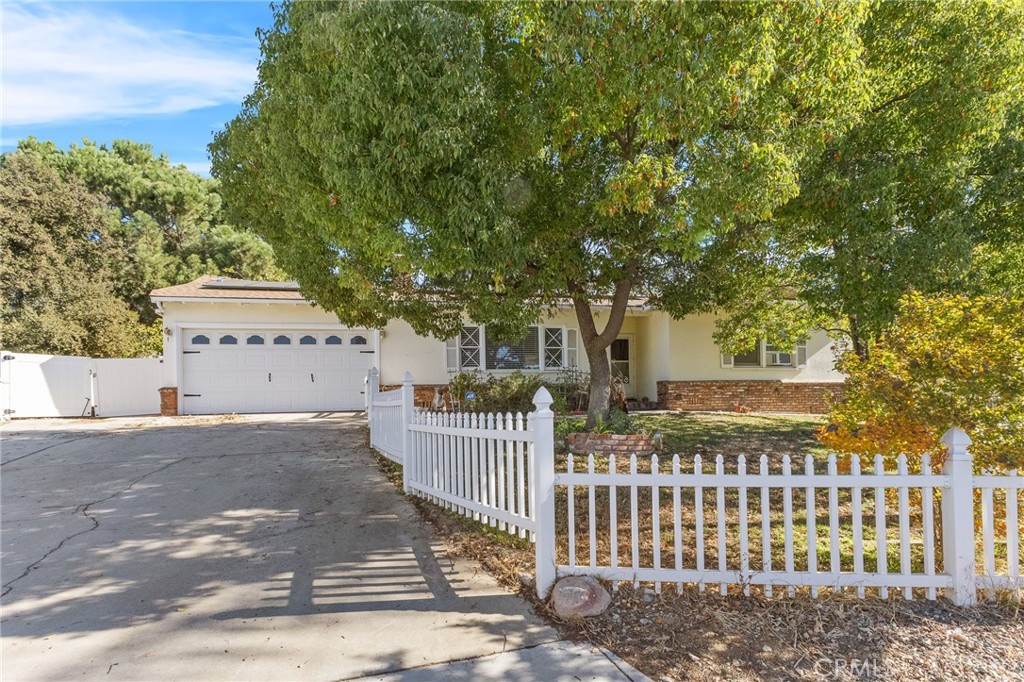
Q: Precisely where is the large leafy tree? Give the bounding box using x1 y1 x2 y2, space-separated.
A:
212 1 874 424
1 140 285 356
966 102 1024 298
16 138 284 324
693 2 1024 358
0 151 154 357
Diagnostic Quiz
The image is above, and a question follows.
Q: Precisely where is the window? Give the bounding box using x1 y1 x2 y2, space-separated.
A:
732 344 762 368
273 335 291 345
721 339 808 369
486 327 540 370
191 334 210 345
299 335 317 345
219 335 238 345
350 335 367 345
247 335 265 345
765 344 794 367
325 335 342 345
447 325 570 371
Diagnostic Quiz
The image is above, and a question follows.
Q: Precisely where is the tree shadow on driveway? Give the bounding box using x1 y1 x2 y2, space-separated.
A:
1 415 553 680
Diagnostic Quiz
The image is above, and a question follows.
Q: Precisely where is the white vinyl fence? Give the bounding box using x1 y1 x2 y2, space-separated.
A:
366 369 1023 606
0 351 161 418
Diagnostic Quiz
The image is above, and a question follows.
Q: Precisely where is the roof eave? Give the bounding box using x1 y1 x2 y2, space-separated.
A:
149 296 312 306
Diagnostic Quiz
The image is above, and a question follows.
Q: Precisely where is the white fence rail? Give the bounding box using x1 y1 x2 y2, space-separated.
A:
407 408 538 537
366 369 1023 606
1 351 161 418
556 449 1021 602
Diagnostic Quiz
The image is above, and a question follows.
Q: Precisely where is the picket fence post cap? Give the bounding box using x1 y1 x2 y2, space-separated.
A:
368 366 380 377
402 371 414 384
532 386 554 411
940 427 972 451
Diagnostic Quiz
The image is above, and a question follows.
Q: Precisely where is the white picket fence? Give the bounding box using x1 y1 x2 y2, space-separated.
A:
366 369 1023 606
366 369 407 463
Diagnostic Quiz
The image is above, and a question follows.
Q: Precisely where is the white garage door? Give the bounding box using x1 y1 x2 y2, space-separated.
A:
181 329 375 414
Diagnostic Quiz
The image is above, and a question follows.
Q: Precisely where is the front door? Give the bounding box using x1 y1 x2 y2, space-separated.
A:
610 337 634 399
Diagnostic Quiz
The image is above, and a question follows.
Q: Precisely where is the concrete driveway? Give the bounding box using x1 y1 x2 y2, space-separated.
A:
1 414 643 681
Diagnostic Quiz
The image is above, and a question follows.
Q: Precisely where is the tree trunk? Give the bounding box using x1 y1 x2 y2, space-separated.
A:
849 314 869 361
570 263 637 429
583 333 613 429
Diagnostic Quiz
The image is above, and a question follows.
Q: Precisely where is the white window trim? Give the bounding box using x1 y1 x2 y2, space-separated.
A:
446 324 572 372
721 339 808 369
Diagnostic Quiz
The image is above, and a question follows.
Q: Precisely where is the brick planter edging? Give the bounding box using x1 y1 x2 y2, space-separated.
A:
657 380 845 414
567 432 656 456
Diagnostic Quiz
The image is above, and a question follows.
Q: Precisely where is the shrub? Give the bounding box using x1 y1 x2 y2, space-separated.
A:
550 367 590 413
591 409 646 435
818 293 1024 471
447 371 544 415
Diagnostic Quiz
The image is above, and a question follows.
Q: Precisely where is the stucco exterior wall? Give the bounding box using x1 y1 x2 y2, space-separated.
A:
379 319 446 386
380 308 597 387
154 300 843 413
637 313 670 403
665 313 843 383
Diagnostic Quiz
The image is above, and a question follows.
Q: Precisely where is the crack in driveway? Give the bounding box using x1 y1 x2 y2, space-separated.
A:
0 434 104 467
1 456 192 598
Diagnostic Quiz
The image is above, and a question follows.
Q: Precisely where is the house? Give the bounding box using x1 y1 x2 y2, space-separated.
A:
151 276 844 416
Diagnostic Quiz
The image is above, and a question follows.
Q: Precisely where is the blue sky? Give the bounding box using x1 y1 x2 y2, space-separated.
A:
1 1 275 175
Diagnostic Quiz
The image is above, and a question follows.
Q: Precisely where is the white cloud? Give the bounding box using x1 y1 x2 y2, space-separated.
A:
1 3 259 125
179 160 212 176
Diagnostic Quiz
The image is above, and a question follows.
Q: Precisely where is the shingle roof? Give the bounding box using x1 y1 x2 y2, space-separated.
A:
150 275 307 301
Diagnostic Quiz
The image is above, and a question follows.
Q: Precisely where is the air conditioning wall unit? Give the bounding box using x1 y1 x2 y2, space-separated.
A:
766 351 793 366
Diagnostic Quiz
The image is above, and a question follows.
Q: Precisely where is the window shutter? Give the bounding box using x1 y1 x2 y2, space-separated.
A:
445 337 459 371
721 352 734 368
460 326 481 369
543 327 565 369
566 329 579 367
796 343 808 367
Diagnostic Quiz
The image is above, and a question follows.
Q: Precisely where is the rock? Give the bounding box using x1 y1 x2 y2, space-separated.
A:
517 572 535 589
551 576 611 618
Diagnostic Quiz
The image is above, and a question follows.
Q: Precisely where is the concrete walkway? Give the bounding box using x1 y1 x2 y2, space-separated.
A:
1 414 645 681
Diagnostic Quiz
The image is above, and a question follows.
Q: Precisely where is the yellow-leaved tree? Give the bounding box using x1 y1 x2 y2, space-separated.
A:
819 293 1024 473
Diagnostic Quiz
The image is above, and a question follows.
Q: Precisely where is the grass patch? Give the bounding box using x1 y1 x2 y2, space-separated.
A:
635 412 828 457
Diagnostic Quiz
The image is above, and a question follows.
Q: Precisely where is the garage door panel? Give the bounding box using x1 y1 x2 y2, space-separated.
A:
297 354 320 368
243 373 269 390
182 328 373 415
271 354 296 368
323 353 346 368
244 352 270 368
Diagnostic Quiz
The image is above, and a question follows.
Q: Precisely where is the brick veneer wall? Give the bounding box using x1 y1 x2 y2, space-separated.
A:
379 384 448 408
657 380 845 414
567 432 656 457
158 387 178 416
